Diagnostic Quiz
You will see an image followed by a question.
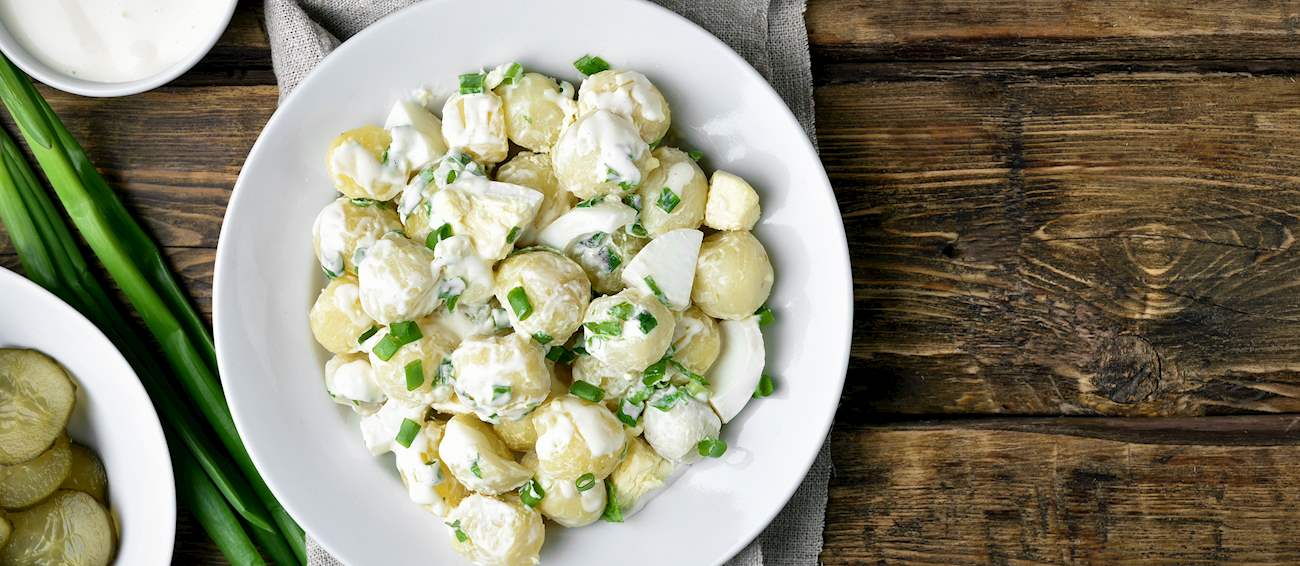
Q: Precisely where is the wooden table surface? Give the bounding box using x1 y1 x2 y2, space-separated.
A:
4 0 1300 563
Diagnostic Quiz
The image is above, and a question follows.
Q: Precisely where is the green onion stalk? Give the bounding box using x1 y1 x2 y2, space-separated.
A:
0 56 304 563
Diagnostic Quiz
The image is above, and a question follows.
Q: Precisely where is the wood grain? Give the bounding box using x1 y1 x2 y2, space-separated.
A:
822 74 1300 419
809 0 1300 62
823 416 1300 565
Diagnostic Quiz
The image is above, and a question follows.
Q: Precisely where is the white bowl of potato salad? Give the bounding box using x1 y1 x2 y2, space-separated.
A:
213 1 851 565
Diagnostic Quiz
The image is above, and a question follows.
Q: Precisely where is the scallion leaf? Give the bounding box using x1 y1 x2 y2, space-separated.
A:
576 197 601 208
507 226 521 244
697 437 727 458
396 418 421 448
570 380 606 403
575 472 597 492
520 478 545 507
637 311 658 334
533 332 553 345
493 385 512 402
608 302 634 320
601 479 623 522
687 149 704 161
584 320 623 337
446 520 469 542
644 276 669 306
573 54 611 75
627 223 648 238
470 457 483 478
507 286 533 320
754 374 775 398
436 358 455 385
358 325 380 345
656 187 680 213
404 360 424 391
459 72 486 94
755 305 775 326
425 223 453 250
616 398 643 427
502 62 523 85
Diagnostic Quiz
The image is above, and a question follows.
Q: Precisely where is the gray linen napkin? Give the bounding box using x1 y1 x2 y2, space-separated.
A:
263 1 829 564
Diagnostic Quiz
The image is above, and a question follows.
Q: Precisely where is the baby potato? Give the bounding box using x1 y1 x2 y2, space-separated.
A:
692 230 774 320
324 353 386 409
392 419 467 516
449 333 551 422
327 125 405 201
431 235 496 308
428 176 544 262
309 274 376 355
439 415 531 495
705 170 761 231
551 110 658 200
571 354 640 404
442 92 509 164
521 452 605 528
642 387 721 463
357 234 440 324
532 397 627 481
582 290 675 374
368 319 458 406
637 147 708 237
607 434 675 519
577 70 671 144
496 72 577 152
670 306 721 375
568 229 647 295
494 250 591 347
495 152 573 244
312 197 403 277
445 494 544 566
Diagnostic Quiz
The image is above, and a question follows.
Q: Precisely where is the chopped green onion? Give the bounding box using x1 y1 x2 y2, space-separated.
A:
507 286 533 321
616 398 643 427
519 478 545 508
349 198 375 207
584 320 623 337
493 385 512 402
754 374 775 398
697 437 727 458
755 305 775 326
425 223 454 250
446 520 469 542
575 472 597 492
379 149 390 165
637 311 658 334
404 360 424 391
644 276 669 305
627 223 648 238
683 378 710 400
576 197 601 208
573 54 611 75
649 137 664 150
650 388 684 411
436 358 455 385
533 332 553 345
396 418 421 448
323 264 340 280
656 187 680 213
373 321 423 361
618 180 638 192
687 149 704 161
357 325 380 345
627 386 655 405
445 169 458 185
601 479 623 522
502 62 523 85
507 226 521 244
602 247 623 272
438 277 464 312
470 458 483 478
579 232 607 248
623 194 643 211
459 72 486 94
418 166 437 186
572 346 589 357
570 380 605 403
546 346 576 364
444 293 460 312
642 358 670 386
608 301 634 320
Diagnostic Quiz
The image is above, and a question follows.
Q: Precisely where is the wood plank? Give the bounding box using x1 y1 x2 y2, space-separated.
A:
821 74 1300 418
808 0 1300 62
822 416 1300 565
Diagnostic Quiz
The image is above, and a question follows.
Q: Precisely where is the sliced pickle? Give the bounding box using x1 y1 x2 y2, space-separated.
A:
0 349 76 464
59 444 108 505
0 491 114 566
0 434 71 509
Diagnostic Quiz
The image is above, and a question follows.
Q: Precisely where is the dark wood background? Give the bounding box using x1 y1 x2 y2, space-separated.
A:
3 1 1300 563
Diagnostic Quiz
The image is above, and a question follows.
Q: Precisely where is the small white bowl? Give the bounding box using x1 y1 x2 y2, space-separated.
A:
0 0 237 97
0 267 175 564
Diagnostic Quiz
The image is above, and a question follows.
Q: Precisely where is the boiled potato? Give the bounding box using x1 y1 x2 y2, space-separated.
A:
357 234 441 324
449 333 551 422
324 353 386 409
532 397 626 481
59 444 108 505
521 452 605 528
493 372 568 452
0 491 114 566
439 415 531 495
442 92 509 164
0 434 70 509
428 176 543 262
607 434 674 518
308 274 377 355
568 229 647 295
642 387 721 463
577 70 671 144
636 147 707 237
571 354 639 404
692 231 774 320
551 110 658 199
582 290 675 374
494 250 591 347
445 494 544 566
312 197 403 277
431 235 496 308
326 125 405 201
670 306 721 375
495 152 573 244
496 72 576 152
368 319 458 406
392 419 467 516
705 170 761 231
0 349 76 465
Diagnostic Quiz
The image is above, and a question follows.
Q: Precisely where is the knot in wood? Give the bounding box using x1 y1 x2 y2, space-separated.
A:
1091 334 1161 404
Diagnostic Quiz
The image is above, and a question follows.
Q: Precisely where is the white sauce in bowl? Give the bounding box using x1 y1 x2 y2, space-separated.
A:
0 0 230 83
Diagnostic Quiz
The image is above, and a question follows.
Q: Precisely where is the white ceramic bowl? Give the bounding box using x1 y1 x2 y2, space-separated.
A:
0 267 175 564
214 0 851 564
0 0 237 97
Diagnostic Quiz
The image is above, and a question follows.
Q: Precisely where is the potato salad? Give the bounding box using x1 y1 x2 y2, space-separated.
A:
308 55 777 566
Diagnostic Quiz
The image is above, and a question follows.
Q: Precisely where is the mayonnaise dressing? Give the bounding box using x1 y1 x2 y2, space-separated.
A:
582 71 665 122
312 200 349 275
330 140 406 197
0 0 230 83
572 110 648 186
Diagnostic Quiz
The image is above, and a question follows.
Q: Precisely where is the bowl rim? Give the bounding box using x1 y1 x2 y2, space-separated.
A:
0 0 238 98
214 0 852 563
0 266 176 563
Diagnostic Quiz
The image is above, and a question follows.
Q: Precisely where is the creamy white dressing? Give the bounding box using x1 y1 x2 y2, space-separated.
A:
582 71 665 122
450 495 533 559
356 235 440 324
312 200 349 275
324 355 385 404
431 235 495 305
563 400 625 457
0 0 230 83
331 140 406 196
572 110 648 186
358 399 427 455
442 92 506 156
393 424 446 505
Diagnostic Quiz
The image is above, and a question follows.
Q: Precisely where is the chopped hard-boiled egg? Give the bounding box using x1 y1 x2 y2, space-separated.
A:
707 315 766 423
385 99 448 172
621 228 702 311
534 198 637 251
705 170 761 231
